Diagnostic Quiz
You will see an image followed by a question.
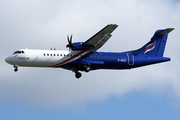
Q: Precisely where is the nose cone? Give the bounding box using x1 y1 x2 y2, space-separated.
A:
5 57 11 64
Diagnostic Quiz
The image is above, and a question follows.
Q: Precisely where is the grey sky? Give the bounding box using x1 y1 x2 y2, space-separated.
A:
1 0 180 108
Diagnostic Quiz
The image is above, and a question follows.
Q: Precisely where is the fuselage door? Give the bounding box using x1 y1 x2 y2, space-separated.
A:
127 53 134 65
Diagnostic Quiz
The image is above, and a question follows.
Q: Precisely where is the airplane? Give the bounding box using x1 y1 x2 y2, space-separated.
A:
5 24 174 78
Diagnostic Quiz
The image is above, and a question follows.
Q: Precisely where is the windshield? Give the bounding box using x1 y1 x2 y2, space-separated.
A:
13 51 25 55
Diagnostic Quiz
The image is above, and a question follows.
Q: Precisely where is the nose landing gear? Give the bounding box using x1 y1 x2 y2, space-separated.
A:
14 65 18 72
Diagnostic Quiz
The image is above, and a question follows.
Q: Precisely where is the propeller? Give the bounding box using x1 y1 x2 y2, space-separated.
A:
66 34 74 51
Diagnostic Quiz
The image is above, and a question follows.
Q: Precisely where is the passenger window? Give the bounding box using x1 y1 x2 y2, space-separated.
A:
64 54 66 57
111 56 113 58
57 54 59 56
47 54 49 56
50 54 52 56
121 56 123 59
60 54 62 56
108 56 110 58
101 56 103 58
105 56 107 58
124 56 126 59
22 51 24 53
44 54 46 56
114 56 116 58
18 51 21 54
91 55 93 58
54 54 56 56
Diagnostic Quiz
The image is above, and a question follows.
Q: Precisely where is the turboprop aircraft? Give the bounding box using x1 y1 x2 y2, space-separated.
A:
5 24 174 78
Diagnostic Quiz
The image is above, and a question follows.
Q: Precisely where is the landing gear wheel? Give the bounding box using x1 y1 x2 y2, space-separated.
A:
85 66 91 72
75 72 82 79
14 65 18 72
14 68 18 72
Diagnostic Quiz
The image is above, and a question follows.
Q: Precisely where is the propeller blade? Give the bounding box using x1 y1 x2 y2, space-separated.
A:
66 34 73 49
70 34 73 44
67 35 70 44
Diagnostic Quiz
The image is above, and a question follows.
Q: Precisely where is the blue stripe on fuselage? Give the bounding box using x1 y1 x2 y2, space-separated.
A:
61 52 170 71
62 52 129 70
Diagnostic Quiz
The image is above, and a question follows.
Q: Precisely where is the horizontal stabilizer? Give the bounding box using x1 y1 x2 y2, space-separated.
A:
157 28 175 35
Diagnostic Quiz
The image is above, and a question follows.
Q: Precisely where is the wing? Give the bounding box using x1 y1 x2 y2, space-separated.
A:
85 24 118 51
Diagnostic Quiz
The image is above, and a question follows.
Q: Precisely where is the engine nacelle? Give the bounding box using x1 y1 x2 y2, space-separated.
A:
71 42 92 50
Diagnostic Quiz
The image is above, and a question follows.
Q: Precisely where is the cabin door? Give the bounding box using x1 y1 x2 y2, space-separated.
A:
127 53 134 65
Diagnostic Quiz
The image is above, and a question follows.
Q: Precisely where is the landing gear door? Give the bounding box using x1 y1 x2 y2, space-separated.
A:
127 53 134 65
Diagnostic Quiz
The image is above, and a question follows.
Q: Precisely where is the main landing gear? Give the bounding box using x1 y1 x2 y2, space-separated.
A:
85 66 91 72
75 71 82 79
14 65 18 72
74 64 92 78
80 63 91 72
74 64 91 78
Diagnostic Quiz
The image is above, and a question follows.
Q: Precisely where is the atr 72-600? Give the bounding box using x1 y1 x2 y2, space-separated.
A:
5 24 174 78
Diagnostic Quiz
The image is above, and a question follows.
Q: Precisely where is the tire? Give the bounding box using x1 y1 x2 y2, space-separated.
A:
14 69 18 72
75 72 82 78
85 66 91 72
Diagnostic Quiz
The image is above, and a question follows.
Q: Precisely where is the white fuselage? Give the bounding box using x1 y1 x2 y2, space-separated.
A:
5 49 89 67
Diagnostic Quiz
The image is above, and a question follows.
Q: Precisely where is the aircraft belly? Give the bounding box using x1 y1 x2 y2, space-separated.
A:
60 58 130 71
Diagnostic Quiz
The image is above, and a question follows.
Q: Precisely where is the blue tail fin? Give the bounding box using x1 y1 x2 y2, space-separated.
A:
132 28 174 57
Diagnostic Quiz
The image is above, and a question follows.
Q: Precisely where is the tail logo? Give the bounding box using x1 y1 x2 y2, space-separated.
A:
144 41 156 54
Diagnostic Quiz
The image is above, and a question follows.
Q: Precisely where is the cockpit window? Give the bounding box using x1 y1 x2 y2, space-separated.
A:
13 51 25 55
13 51 18 54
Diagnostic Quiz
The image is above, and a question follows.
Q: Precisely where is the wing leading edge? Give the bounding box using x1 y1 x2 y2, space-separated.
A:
85 24 118 51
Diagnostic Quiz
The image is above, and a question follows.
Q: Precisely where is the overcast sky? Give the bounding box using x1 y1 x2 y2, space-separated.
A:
1 0 180 119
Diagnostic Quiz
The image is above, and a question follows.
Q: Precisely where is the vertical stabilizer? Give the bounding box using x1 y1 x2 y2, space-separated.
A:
132 28 174 57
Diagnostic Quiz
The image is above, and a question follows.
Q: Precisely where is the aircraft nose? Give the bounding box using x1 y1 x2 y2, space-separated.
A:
5 57 11 64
